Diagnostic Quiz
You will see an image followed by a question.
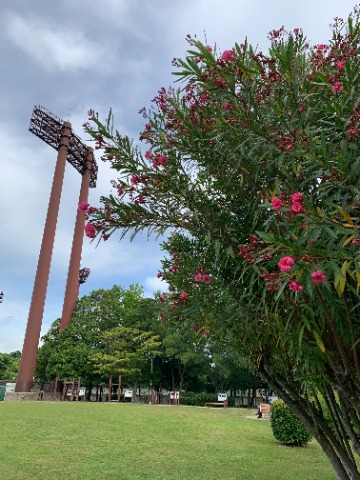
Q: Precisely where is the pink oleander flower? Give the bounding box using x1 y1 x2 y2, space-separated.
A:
221 50 234 62
271 197 283 210
78 201 89 212
336 60 346 70
158 154 168 166
194 273 203 282
202 330 209 338
288 280 303 292
291 192 303 202
310 270 327 284
202 274 212 283
179 292 189 300
153 153 168 168
332 82 343 93
130 175 140 185
348 128 358 138
205 45 213 52
117 188 124 196
278 256 295 272
145 150 152 159
84 222 96 238
215 76 224 87
291 201 303 213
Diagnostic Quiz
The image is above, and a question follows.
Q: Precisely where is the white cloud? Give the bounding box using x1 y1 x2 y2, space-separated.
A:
4 12 112 72
144 275 168 297
168 0 357 52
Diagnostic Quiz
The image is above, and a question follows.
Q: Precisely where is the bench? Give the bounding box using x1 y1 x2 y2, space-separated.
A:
260 403 270 418
205 400 228 408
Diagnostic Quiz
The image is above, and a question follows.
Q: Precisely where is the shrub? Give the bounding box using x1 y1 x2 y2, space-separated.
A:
180 392 217 406
270 400 312 446
179 392 235 407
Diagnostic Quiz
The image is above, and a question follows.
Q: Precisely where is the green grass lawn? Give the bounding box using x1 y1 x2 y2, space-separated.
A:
0 402 334 480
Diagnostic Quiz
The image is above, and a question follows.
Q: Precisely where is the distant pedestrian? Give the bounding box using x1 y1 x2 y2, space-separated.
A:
257 393 270 418
38 382 45 401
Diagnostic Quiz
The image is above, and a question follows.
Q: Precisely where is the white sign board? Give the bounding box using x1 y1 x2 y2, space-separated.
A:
218 393 227 402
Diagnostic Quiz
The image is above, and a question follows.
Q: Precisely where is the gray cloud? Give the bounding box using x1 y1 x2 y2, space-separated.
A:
4 12 113 73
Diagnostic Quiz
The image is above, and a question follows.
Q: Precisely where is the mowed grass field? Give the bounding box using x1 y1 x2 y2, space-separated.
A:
0 402 335 480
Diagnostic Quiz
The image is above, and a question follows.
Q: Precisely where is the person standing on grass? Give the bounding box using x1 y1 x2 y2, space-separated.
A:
38 382 44 401
257 393 270 418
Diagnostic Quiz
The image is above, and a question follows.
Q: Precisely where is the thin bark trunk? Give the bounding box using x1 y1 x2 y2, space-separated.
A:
259 364 360 480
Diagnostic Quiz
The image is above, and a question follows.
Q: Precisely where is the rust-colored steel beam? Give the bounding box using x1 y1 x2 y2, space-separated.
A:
15 123 71 393
59 148 94 333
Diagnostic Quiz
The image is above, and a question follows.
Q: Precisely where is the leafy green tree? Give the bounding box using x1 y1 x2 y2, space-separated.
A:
36 285 160 386
0 351 21 380
162 327 210 392
84 9 360 479
90 326 161 391
209 346 261 396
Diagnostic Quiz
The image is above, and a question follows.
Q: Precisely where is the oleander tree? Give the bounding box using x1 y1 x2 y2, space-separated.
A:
83 9 360 479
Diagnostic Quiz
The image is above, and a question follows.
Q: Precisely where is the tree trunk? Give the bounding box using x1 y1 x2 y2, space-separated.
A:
259 365 360 480
171 365 175 393
179 364 186 393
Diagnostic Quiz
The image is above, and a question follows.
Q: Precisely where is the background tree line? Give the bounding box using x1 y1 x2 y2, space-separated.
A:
29 284 260 397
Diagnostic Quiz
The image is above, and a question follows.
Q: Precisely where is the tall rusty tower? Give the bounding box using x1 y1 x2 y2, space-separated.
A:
15 106 97 393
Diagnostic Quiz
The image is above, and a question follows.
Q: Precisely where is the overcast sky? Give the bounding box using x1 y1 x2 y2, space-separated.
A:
0 0 357 353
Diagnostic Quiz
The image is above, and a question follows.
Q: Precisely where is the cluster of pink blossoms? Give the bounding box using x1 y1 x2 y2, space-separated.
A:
78 201 98 216
276 255 327 292
130 175 140 185
287 279 303 292
179 292 189 300
194 273 212 283
310 270 327 284
78 202 99 239
84 222 96 238
271 192 304 214
145 150 168 168
278 256 295 272
332 81 343 93
193 267 212 283
221 50 234 62
78 201 89 212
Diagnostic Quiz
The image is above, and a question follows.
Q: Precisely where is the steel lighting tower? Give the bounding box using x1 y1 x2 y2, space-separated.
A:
15 106 97 393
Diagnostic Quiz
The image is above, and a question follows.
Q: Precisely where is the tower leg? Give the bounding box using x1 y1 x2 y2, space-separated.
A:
15 123 72 393
59 148 93 333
